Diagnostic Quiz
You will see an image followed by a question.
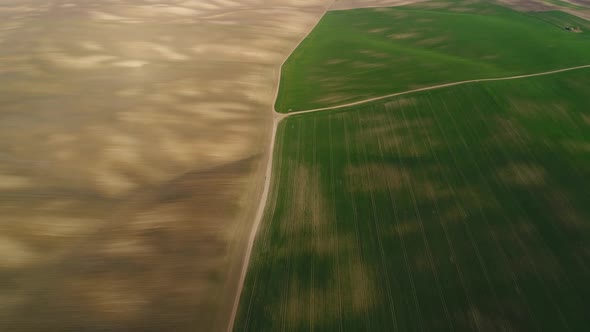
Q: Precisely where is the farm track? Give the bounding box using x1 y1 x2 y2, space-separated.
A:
287 64 590 116
226 1 336 330
230 30 590 330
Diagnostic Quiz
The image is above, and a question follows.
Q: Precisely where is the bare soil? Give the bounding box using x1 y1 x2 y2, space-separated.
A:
0 1 332 331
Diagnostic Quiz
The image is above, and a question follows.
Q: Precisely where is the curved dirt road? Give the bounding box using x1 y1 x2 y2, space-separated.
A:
289 64 590 116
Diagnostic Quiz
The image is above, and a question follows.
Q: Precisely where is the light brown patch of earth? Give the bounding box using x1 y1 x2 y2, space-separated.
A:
281 162 330 233
389 32 420 40
0 0 333 331
415 36 449 46
326 58 347 65
351 60 388 69
368 27 389 33
496 163 547 187
359 49 390 58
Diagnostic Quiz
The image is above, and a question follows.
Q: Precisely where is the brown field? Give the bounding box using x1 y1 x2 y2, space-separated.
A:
0 0 332 331
495 0 590 19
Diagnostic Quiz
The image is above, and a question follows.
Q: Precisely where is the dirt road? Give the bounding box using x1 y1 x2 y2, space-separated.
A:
290 64 590 115
226 2 334 330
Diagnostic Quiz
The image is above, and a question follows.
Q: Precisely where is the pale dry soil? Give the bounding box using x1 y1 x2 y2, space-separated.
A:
0 0 332 331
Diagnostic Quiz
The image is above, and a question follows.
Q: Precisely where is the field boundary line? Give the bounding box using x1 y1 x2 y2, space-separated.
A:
285 64 590 116
227 2 336 331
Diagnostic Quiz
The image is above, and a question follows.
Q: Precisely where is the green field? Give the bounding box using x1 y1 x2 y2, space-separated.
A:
234 1 590 331
276 2 590 112
236 67 590 331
